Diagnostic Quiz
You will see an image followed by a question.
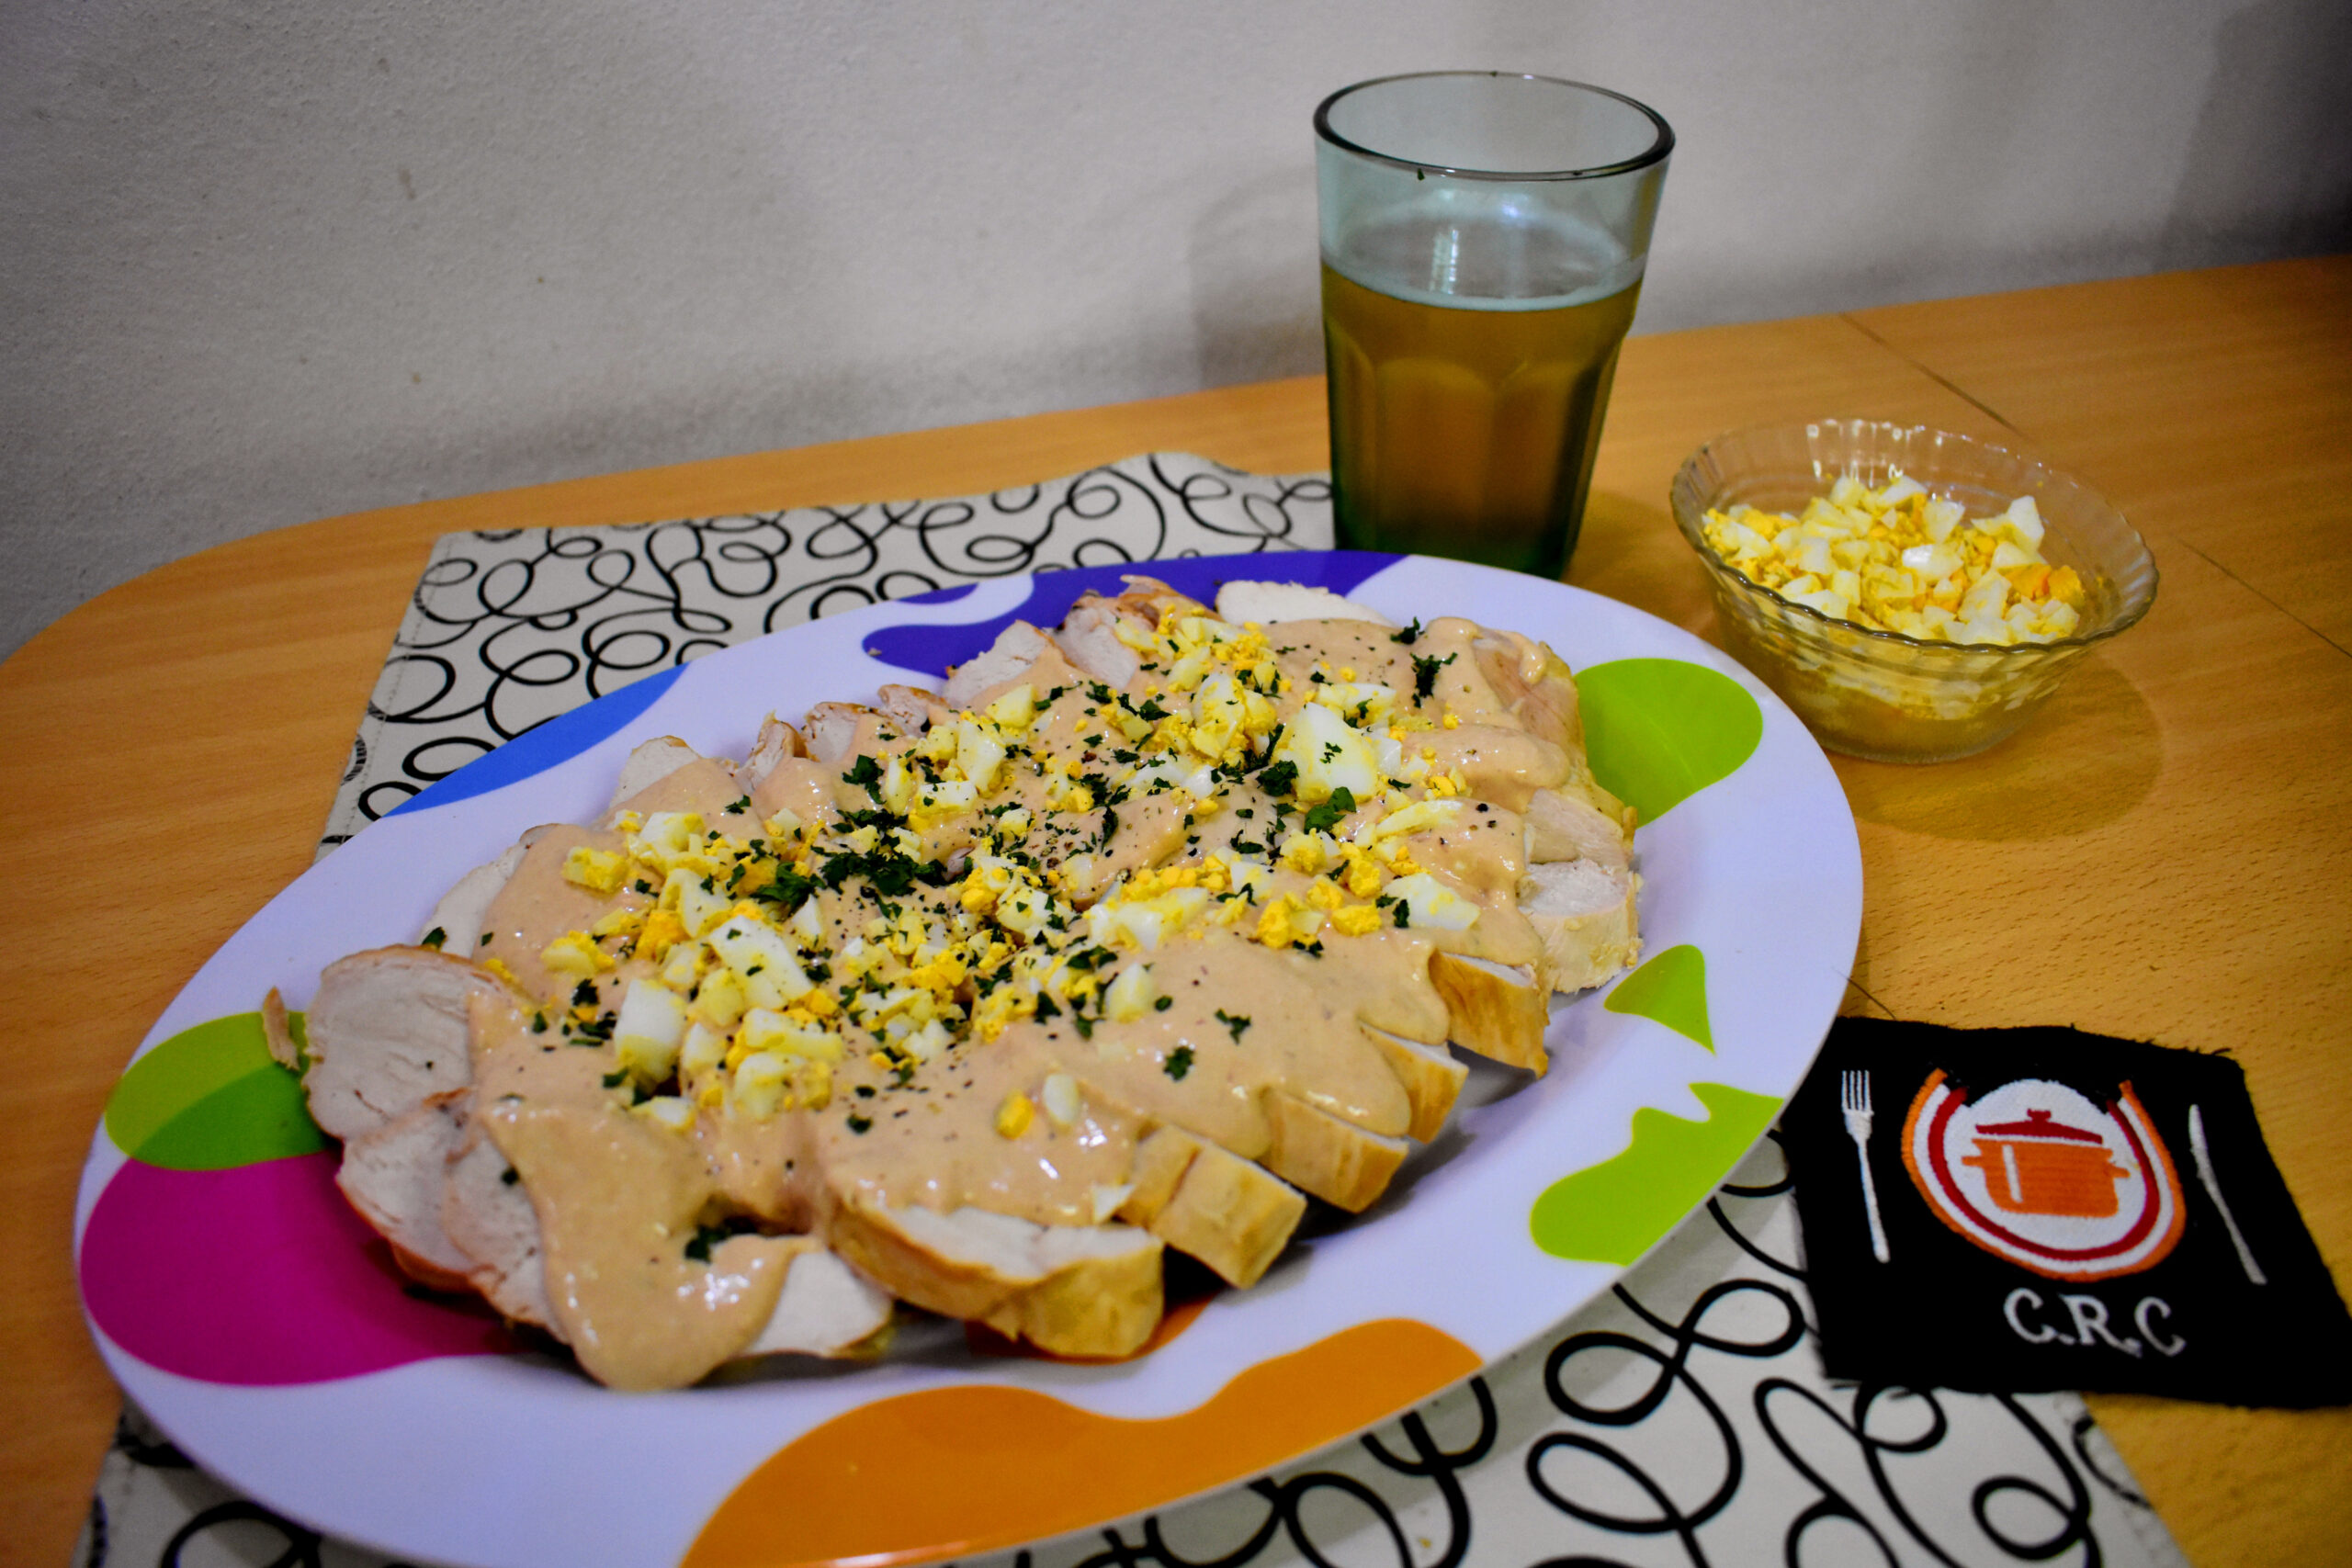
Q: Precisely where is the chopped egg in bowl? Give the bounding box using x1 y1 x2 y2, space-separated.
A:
1671 420 2157 761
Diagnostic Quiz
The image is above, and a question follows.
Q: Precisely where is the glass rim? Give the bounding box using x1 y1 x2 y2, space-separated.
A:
1314 71 1674 182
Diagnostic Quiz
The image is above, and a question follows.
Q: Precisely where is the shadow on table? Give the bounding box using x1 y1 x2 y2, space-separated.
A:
1835 656 2163 840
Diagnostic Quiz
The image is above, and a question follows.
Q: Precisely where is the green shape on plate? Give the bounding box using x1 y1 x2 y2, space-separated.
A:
1573 659 1762 825
104 1012 323 1170
1603 943 1713 1051
1530 1081 1782 1264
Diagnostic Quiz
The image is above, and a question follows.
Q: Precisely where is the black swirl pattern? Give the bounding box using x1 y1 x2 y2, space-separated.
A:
317 453 1332 849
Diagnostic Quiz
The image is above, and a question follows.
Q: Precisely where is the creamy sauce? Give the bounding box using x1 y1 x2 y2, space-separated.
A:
449 599 1594 1387
469 995 797 1390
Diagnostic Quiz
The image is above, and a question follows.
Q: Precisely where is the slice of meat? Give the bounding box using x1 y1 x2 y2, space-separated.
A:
876 683 950 736
302 947 502 1139
1051 599 1142 688
828 1201 1164 1359
601 737 707 822
1472 633 1582 754
441 1105 558 1330
262 987 301 1071
943 622 1055 711
1109 576 1206 626
609 753 759 829
802 703 869 765
1116 1127 1305 1289
1524 787 1632 871
425 842 529 954
1520 860 1640 995
1214 581 1395 627
1359 1023 1468 1144
741 1248 897 1359
1427 952 1550 1075
1262 1095 1409 1213
741 715 806 789
335 1093 474 1292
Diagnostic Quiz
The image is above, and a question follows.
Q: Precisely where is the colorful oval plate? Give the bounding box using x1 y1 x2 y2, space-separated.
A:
75 552 1860 1568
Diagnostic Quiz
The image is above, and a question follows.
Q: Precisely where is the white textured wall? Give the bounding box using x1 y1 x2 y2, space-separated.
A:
4 0 2346 658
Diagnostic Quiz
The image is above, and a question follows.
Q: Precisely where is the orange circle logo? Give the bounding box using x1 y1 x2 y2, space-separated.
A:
1901 1071 2184 1281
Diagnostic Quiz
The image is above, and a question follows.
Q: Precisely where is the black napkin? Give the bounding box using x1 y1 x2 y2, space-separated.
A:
1781 1017 2352 1406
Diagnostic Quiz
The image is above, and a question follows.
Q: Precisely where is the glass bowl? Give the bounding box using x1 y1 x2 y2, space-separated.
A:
1669 420 2158 762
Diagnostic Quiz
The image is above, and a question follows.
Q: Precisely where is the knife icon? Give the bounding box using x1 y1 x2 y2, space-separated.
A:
2188 1104 2265 1287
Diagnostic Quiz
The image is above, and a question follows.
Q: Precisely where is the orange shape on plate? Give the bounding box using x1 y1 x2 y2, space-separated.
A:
684 1317 1479 1568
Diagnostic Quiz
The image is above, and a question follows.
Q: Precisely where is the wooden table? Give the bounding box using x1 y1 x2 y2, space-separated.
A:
4 257 2346 1568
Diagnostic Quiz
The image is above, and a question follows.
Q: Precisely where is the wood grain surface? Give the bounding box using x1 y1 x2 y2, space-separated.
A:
3 259 2345 1568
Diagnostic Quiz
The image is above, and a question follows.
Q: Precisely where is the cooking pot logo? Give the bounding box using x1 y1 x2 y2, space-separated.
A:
1902 1072 2184 1281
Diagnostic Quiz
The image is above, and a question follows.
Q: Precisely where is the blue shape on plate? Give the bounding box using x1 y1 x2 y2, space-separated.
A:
862 552 1400 677
389 665 689 816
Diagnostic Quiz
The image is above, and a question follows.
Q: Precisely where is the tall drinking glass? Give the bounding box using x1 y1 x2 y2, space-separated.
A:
1316 73 1672 578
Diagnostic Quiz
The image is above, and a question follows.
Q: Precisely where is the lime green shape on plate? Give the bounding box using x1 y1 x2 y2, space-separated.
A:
1573 659 1762 824
1604 943 1713 1051
104 1012 322 1170
1530 1081 1782 1264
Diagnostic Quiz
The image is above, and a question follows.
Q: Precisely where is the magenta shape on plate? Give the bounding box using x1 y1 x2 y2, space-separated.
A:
81 1152 514 1385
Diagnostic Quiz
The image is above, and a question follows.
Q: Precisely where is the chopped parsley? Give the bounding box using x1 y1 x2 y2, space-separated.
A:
1301 786 1357 836
819 845 949 897
847 1113 873 1134
1392 618 1425 645
1163 1045 1194 1080
421 926 447 950
1412 651 1456 700
1256 760 1298 797
842 754 884 800
752 864 820 916
684 1217 758 1263
1215 1009 1251 1043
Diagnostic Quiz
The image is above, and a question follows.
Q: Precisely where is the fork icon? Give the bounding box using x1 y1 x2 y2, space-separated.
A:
1842 1069 1892 1263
